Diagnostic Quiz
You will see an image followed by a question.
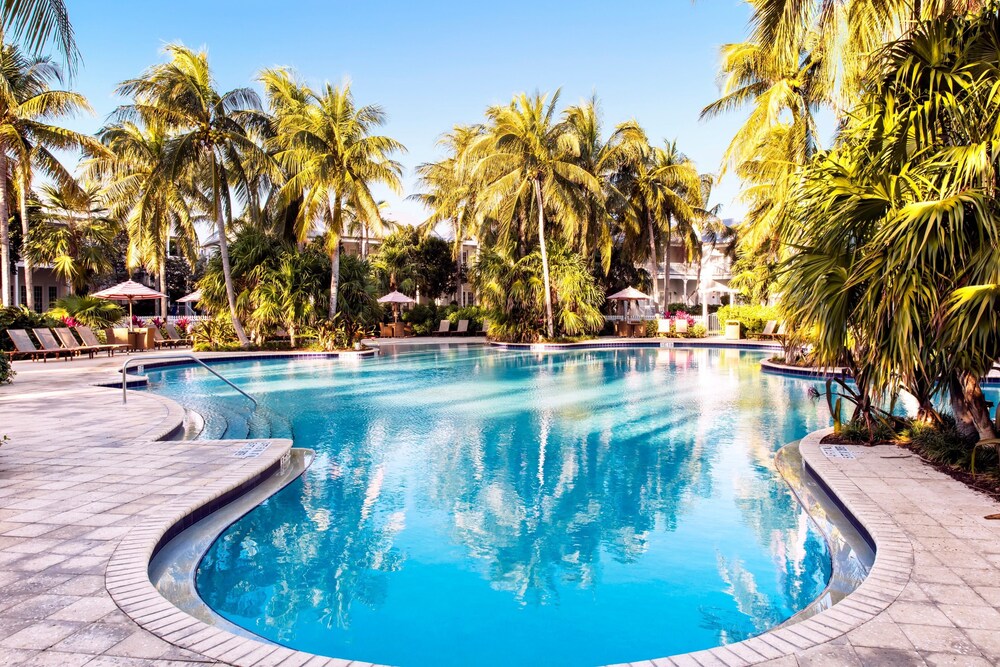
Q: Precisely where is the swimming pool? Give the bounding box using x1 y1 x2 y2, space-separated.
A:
144 345 835 666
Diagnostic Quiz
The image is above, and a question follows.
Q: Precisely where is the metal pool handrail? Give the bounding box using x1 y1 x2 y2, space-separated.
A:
120 353 258 407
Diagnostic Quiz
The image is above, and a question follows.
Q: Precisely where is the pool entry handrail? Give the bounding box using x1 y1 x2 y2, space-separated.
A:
120 354 258 407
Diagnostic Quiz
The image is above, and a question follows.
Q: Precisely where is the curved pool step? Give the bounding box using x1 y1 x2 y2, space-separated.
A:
195 404 231 441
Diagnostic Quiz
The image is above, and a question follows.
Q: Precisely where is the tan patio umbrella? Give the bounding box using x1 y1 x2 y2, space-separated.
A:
177 289 201 303
377 290 416 322
91 280 166 330
607 286 652 319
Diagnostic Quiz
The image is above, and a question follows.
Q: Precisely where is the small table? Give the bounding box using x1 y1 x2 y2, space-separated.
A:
127 329 147 351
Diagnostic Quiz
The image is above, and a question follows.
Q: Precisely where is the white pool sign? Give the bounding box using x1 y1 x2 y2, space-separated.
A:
820 445 856 460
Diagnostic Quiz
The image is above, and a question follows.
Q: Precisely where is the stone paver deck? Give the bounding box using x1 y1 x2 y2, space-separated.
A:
1 351 999 666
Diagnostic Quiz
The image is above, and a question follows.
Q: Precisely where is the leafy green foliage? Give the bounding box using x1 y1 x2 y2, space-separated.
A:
47 295 124 328
717 304 779 334
0 306 59 352
0 354 13 384
191 317 237 351
472 244 604 343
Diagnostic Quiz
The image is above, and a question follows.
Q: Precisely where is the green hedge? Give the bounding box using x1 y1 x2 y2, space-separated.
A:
717 304 780 334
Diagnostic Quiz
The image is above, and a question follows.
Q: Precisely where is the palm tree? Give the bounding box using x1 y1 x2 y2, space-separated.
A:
780 8 1000 441
263 70 404 318
24 182 118 294
472 91 603 339
607 131 699 312
0 40 99 308
89 120 199 317
412 124 485 302
115 44 276 347
0 0 78 69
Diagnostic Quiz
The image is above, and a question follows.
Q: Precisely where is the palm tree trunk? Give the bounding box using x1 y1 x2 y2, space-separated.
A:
0 152 10 308
19 181 34 311
212 158 249 347
328 195 342 317
645 210 660 311
533 179 554 339
159 256 168 318
950 370 998 441
454 234 462 305
663 213 672 313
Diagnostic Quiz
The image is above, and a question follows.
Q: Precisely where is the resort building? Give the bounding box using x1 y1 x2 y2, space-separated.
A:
7 261 69 312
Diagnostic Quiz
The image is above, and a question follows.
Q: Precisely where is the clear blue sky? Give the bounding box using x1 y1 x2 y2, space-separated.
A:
66 0 759 228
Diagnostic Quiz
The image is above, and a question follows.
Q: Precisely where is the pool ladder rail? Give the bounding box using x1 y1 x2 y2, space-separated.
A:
120 353 258 407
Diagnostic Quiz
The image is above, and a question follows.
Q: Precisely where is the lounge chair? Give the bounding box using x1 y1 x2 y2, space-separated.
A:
751 320 778 340
452 319 469 336
54 328 102 358
656 319 671 336
380 323 394 338
675 318 689 335
436 320 451 335
32 328 82 360
152 327 173 349
773 322 788 340
165 323 191 346
5 329 70 362
76 326 128 355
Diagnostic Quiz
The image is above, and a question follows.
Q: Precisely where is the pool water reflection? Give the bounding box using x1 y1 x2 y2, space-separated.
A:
147 346 834 667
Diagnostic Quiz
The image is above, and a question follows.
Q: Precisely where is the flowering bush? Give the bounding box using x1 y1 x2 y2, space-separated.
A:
151 316 166 329
61 316 79 328
175 317 191 333
131 315 146 328
672 310 695 327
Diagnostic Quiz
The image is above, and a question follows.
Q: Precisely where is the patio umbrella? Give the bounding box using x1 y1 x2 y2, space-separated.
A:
177 289 201 303
607 286 652 319
377 290 416 322
91 280 166 329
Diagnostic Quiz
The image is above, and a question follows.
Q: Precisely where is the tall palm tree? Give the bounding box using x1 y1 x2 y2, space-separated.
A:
472 91 602 339
411 124 484 302
264 71 404 317
24 181 117 294
115 44 276 346
607 131 699 311
88 120 199 317
0 40 100 308
0 0 77 70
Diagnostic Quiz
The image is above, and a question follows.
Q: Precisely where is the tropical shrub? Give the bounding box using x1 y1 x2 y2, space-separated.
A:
191 317 238 351
717 304 779 334
779 8 1000 441
47 295 124 329
446 306 485 332
0 307 60 352
0 355 13 385
472 245 605 343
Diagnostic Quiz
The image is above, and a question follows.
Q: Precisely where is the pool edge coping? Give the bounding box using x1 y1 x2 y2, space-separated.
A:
105 352 911 667
630 427 912 667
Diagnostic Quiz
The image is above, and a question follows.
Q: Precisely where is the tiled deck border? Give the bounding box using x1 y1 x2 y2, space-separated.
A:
5 346 999 665
626 428 911 667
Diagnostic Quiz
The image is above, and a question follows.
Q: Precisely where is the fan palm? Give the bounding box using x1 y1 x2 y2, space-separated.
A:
472 91 603 339
780 7 1000 441
24 182 118 294
0 40 100 308
263 70 404 318
115 44 276 346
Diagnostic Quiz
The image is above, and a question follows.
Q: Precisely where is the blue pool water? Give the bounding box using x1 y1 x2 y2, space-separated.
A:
145 346 836 666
